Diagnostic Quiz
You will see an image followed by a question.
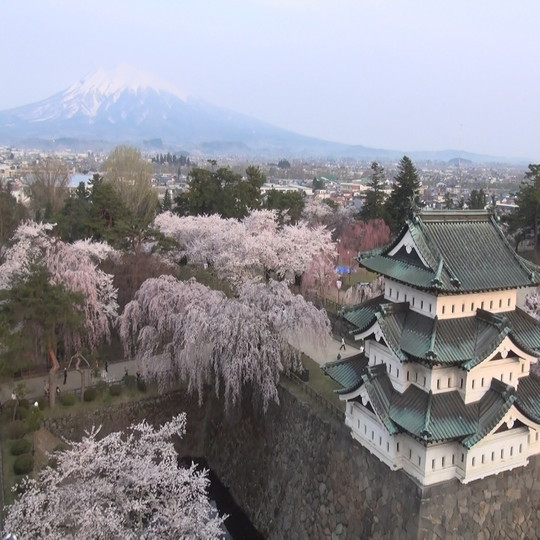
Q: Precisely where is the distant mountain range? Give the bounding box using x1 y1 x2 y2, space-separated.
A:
0 66 513 162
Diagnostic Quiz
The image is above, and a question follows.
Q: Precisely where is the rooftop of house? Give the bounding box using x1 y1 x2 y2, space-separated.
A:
358 210 540 293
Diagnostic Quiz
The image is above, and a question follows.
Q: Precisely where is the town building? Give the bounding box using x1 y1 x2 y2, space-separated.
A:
325 210 540 486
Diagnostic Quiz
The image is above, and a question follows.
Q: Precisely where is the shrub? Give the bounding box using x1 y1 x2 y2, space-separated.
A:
13 454 34 475
109 384 122 397
83 388 98 402
123 375 137 389
95 380 108 395
137 378 147 393
7 421 27 440
18 399 30 409
10 439 31 456
36 397 47 410
59 393 76 407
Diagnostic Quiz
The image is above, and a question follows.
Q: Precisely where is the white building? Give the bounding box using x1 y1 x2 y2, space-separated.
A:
325 210 540 486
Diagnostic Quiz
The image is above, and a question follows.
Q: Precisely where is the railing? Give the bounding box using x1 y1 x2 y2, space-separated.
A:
284 372 344 421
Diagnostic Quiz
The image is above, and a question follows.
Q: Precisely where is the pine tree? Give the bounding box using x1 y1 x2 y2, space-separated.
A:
384 156 422 233
360 161 387 221
163 189 172 211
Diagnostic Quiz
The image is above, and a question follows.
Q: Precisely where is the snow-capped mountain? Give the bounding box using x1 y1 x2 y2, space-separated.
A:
0 65 360 156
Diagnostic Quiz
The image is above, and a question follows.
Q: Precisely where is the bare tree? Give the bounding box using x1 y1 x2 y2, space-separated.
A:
25 157 70 218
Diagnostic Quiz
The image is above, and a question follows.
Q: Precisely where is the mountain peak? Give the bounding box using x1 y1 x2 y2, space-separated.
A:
66 64 188 100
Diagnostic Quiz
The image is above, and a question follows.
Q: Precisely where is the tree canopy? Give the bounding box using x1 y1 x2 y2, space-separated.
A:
2 414 224 539
360 162 387 221
509 164 540 250
384 156 422 233
467 188 487 209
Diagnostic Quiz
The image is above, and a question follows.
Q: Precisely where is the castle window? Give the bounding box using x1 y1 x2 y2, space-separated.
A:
442 456 446 467
423 376 426 386
447 377 451 387
472 380 475 389
481 301 484 309
397 442 400 453
490 300 493 309
421 300 424 309
499 299 502 308
471 302 474 311
501 449 504 459
452 305 455 313
389 365 392 374
415 373 418 382
412 297 415 306
442 305 446 314
404 294 407 302
462 304 465 313
437 379 440 389
461 453 464 463
397 369 400 378
371 431 374 440
491 452 495 461
522 364 525 373
397 291 400 300
536 432 539 442
460 378 464 389
452 454 455 465
472 457 476 466
389 288 393 297
519 444 523 453
364 425 367 434
500 374 503 381
418 456 421 466
407 371 410 381
387 442 390 452
429 304 432 313
481 377 485 387
509 373 513 382
379 436 382 446
510 446 513 456
432 459 436 470
481 454 485 464
409 449 412 459
358 420 360 429
508 298 511 307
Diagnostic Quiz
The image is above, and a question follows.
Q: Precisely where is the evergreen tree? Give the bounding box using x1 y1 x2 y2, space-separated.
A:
443 192 453 209
163 189 172 211
360 161 387 221
467 188 487 209
384 156 422 232
509 164 540 250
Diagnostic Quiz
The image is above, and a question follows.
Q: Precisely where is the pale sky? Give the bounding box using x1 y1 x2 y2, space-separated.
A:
2 0 540 160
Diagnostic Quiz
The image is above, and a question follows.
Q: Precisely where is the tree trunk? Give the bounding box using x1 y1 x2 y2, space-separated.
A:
76 356 85 402
48 345 59 408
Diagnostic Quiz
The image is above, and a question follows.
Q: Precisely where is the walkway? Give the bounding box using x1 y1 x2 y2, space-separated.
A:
0 359 137 403
297 336 361 367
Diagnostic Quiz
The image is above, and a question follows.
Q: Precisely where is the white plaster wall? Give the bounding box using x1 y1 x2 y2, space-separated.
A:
384 279 518 320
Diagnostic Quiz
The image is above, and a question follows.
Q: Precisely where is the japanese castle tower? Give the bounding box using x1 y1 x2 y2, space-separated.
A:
327 210 540 486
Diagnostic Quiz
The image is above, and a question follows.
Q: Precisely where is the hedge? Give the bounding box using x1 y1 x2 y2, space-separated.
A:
13 454 34 475
83 388 98 402
109 384 122 397
10 438 32 456
7 420 27 440
59 393 76 407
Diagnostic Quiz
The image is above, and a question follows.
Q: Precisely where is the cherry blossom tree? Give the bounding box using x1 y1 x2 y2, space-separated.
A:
0 221 118 407
153 210 336 287
2 413 224 539
119 275 331 412
337 219 391 268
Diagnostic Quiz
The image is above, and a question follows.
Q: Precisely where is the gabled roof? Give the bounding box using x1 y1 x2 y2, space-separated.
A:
515 375 540 423
343 298 540 369
358 210 540 293
328 361 519 446
322 354 369 394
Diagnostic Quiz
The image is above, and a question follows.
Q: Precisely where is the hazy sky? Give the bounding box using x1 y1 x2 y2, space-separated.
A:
2 0 539 159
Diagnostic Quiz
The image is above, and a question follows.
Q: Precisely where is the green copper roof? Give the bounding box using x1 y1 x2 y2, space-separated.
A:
515 375 540 423
355 366 517 445
322 354 369 394
344 298 540 369
358 210 540 293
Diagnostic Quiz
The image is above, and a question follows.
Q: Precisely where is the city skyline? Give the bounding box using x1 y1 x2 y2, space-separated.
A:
2 0 540 160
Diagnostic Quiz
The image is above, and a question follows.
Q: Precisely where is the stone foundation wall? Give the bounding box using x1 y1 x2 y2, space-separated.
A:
44 387 540 539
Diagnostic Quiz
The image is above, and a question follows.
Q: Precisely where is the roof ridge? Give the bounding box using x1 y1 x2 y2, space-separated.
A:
421 390 433 440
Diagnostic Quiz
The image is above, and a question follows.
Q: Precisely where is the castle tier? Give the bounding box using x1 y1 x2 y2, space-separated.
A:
326 210 540 486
